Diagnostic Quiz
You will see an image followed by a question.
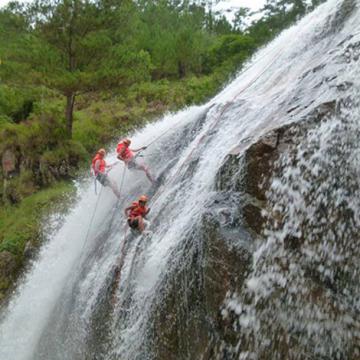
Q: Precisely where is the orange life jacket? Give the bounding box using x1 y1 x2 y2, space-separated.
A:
92 154 106 175
116 142 134 162
129 201 148 219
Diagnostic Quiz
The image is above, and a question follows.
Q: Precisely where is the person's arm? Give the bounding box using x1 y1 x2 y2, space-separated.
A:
106 161 118 168
124 206 132 217
131 146 147 153
143 208 151 218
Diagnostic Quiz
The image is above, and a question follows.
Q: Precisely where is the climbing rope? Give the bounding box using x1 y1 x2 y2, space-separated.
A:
118 164 127 199
109 164 130 302
135 152 157 158
145 126 175 149
148 46 282 209
77 161 127 273
77 184 104 269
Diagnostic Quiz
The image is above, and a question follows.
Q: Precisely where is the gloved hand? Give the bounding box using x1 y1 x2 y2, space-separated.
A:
142 146 147 150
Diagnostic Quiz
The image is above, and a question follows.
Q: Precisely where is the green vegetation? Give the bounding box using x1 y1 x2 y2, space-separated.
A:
0 182 74 299
0 0 324 298
0 181 74 255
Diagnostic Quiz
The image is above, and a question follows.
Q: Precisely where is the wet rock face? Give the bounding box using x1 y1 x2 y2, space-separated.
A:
216 100 337 235
147 98 347 359
210 100 360 358
148 214 252 360
313 0 357 42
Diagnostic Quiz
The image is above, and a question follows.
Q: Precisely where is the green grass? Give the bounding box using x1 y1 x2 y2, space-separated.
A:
0 181 75 256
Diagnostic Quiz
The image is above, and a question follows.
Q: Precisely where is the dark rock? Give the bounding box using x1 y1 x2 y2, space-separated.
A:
149 214 251 360
336 80 353 91
0 251 18 297
1 149 17 177
23 241 37 260
0 251 17 278
215 100 338 236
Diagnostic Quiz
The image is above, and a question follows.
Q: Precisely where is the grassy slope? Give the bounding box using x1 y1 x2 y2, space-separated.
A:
0 182 74 299
0 181 74 255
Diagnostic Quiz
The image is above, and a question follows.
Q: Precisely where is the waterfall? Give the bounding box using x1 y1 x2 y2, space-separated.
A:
1 0 359 359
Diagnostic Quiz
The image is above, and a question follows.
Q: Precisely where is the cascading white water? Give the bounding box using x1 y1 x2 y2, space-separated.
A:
0 0 359 359
0 105 206 360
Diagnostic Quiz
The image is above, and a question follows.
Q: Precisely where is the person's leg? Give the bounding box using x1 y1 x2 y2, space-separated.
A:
101 174 120 199
139 164 155 184
109 180 121 199
130 159 155 184
137 216 145 233
96 173 106 186
128 218 142 234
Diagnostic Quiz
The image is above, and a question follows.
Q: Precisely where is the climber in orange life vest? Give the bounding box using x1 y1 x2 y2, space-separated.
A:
125 195 150 233
92 149 121 199
116 138 155 184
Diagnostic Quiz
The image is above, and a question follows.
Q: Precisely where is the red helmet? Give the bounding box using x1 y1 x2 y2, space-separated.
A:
139 195 148 203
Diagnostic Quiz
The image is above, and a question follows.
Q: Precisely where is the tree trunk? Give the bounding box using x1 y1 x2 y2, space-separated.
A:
65 93 75 138
178 60 186 79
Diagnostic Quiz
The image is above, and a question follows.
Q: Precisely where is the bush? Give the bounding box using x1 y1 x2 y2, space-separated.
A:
0 181 74 255
0 85 36 123
5 170 37 203
203 34 256 74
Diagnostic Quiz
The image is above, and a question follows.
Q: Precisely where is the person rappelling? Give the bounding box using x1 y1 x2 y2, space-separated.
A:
125 195 150 233
116 138 155 184
92 148 121 198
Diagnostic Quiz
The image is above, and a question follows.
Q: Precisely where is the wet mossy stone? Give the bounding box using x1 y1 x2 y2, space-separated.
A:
0 251 18 297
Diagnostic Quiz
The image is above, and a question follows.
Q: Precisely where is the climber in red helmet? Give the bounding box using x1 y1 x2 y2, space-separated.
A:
92 148 120 198
116 138 155 184
125 195 150 233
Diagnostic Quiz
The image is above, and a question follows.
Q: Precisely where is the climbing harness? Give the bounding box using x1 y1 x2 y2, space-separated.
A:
92 162 119 195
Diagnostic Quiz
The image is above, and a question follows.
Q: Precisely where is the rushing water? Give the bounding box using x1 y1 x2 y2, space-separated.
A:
0 0 360 359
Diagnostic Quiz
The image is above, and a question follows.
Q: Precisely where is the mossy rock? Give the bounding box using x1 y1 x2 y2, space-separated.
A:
0 250 18 294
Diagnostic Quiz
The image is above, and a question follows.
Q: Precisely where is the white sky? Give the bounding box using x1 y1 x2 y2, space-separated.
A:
215 0 266 12
214 0 267 23
0 0 18 8
0 0 267 12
